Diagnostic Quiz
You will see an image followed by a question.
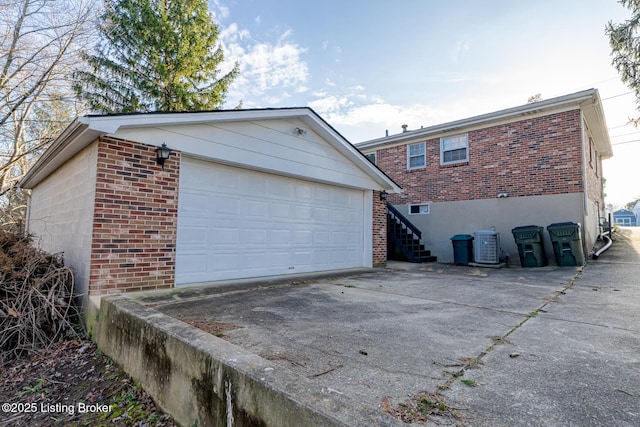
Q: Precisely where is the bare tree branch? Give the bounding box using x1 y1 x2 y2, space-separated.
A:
0 0 97 199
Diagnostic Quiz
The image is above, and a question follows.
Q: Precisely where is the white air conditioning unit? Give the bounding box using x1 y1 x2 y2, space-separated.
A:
474 230 500 264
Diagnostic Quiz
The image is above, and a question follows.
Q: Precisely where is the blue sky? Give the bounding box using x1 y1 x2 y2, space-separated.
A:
210 0 638 208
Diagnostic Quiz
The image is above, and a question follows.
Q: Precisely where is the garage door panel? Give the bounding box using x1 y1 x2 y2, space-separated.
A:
295 205 312 220
270 229 292 245
209 252 239 270
293 230 313 244
246 200 268 217
212 227 239 245
295 183 313 200
177 225 208 247
179 253 208 273
241 228 268 245
270 202 293 218
214 197 240 215
180 192 209 217
176 158 365 285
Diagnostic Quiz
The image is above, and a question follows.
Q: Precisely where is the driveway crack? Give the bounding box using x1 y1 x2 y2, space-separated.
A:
437 267 584 391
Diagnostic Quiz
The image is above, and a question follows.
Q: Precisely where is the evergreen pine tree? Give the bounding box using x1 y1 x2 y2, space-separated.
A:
74 0 238 113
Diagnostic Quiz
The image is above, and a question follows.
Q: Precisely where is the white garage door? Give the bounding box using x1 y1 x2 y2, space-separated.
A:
175 157 366 285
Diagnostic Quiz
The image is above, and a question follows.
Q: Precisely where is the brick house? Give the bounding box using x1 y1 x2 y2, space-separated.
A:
355 89 613 265
19 108 400 310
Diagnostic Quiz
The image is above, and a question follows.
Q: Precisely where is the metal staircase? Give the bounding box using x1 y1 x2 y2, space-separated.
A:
386 202 437 263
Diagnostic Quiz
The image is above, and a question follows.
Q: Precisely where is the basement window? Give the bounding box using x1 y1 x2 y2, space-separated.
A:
409 203 430 215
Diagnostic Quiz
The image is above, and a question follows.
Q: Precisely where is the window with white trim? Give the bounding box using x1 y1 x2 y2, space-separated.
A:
409 203 430 215
441 134 468 165
407 142 426 169
365 152 376 164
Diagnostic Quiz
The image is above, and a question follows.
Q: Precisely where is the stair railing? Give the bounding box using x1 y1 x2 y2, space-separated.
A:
386 202 421 239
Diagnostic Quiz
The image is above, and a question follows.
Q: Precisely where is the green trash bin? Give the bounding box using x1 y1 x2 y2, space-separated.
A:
546 222 585 266
511 225 547 267
451 234 474 265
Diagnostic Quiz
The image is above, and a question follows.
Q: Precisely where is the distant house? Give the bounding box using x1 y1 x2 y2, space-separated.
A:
613 209 637 227
355 89 613 265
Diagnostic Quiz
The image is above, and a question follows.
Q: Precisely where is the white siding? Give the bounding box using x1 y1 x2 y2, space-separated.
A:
27 142 98 295
113 118 378 190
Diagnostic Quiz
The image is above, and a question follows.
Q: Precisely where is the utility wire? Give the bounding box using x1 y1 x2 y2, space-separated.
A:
601 91 633 100
611 139 640 146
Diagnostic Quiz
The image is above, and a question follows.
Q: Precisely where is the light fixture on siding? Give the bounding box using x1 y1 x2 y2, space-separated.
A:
155 143 172 170
294 127 307 136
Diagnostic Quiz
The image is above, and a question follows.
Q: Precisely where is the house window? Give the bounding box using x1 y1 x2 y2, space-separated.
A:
409 203 430 215
441 134 468 165
407 142 426 169
365 152 376 164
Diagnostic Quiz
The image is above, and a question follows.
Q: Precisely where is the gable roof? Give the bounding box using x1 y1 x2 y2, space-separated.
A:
613 209 636 216
355 89 613 159
19 107 402 193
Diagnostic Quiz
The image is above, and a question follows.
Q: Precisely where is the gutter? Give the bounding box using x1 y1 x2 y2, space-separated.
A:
356 89 598 150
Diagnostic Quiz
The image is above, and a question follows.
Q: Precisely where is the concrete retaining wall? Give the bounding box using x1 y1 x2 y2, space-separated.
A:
97 295 400 427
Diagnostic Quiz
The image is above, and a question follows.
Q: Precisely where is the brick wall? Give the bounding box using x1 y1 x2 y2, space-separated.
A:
372 191 387 267
376 109 584 205
88 137 180 295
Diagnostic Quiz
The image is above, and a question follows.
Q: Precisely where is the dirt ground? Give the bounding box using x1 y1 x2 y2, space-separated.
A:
0 339 178 427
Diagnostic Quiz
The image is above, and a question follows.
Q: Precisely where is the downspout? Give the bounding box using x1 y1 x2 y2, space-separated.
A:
592 231 612 259
23 188 31 236
579 111 589 251
592 213 614 259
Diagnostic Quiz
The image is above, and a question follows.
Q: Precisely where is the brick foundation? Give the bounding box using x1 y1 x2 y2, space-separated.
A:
88 137 180 295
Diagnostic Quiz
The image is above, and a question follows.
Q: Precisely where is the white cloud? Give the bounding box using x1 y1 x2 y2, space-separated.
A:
305 85 454 142
219 23 251 44
218 24 310 107
210 0 230 20
305 82 511 142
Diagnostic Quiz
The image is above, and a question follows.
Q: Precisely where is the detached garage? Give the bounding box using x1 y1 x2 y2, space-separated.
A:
19 108 400 301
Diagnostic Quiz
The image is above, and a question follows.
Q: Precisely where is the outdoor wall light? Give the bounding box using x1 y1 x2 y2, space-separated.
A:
380 190 388 201
294 126 307 136
155 143 172 170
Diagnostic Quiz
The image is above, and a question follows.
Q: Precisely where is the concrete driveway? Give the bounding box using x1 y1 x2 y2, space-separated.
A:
127 228 639 426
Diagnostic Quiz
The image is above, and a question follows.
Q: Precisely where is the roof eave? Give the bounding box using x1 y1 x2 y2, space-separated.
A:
19 108 403 194
18 118 100 189
355 89 601 151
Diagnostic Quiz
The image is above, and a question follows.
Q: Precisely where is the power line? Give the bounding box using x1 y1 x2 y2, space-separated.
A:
611 139 640 146
609 131 640 138
601 91 634 101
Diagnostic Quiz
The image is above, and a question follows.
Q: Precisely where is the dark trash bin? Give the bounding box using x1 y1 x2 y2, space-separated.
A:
451 234 474 265
511 225 547 267
547 222 585 266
